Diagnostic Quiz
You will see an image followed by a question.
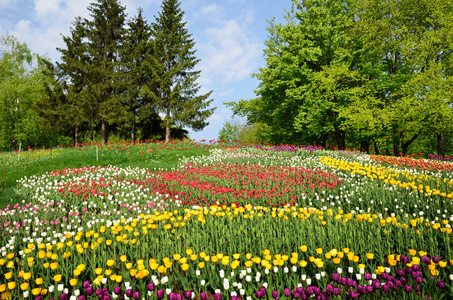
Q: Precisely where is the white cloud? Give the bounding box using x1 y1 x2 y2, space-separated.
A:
197 18 262 84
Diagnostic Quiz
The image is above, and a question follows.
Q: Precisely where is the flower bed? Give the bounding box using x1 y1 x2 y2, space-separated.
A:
1 147 453 299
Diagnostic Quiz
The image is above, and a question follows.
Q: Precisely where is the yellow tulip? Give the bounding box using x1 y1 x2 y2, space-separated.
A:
20 283 29 291
70 279 78 286
7 282 16 290
54 274 62 282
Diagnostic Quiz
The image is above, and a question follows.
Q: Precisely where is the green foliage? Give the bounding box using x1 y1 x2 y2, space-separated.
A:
0 35 59 150
229 0 453 156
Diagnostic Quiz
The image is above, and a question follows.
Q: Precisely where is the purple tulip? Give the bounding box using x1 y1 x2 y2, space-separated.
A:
176 293 183 300
78 296 86 300
314 287 321 296
348 290 359 299
157 290 165 300
103 296 111 300
395 280 402 288
147 283 155 291
388 281 394 289
125 289 133 298
96 289 103 296
232 296 238 300
422 256 431 264
432 256 440 263
97 294 103 300
372 280 381 290
401 278 407 285
326 284 334 294
292 291 300 299
60 294 68 300
272 290 278 299
214 292 222 300
364 273 372 281
284 288 291 297
367 285 373 293
381 273 389 281
437 280 445 289
357 285 367 295
305 287 314 296
415 285 420 292
339 277 347 286
404 285 412 293
412 264 419 271
382 284 389 293
405 267 413 274
83 281 91 289
331 273 340 282
416 277 423 284
169 293 176 300
114 287 122 295
396 269 405 277
86 286 94 295
333 287 341 296
347 278 354 287
200 293 207 300
184 291 192 299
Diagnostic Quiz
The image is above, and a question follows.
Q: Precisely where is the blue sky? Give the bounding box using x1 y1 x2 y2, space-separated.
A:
0 0 292 141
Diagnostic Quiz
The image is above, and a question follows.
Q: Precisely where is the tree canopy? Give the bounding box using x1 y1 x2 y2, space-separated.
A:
227 0 453 156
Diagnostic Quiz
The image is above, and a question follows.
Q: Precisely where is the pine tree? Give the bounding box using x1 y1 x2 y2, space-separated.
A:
57 0 127 146
149 0 214 142
121 9 155 141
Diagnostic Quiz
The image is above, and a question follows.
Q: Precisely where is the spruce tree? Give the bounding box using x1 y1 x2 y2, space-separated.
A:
57 0 127 146
121 9 155 141
149 0 214 142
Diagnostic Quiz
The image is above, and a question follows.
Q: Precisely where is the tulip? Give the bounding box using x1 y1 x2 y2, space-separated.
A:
184 291 192 299
133 291 140 299
272 290 278 298
104 296 111 300
200 292 207 300
382 284 389 293
86 287 94 295
333 287 341 296
83 281 91 289
214 293 222 300
114 287 122 295
437 280 445 289
348 290 359 299
404 285 412 293
396 269 404 277
422 256 431 264
364 273 372 281
157 290 165 299
372 280 381 290
326 284 334 294
432 256 440 264
126 289 133 298
169 292 176 300
176 294 183 300
284 288 291 297
305 287 313 296
78 296 86 300
331 273 340 282
60 293 68 300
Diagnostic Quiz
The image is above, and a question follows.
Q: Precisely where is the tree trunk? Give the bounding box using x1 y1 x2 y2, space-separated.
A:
437 132 445 157
373 141 380 155
165 105 171 143
401 131 420 156
101 119 107 146
131 116 135 142
334 126 346 150
360 140 370 154
165 118 170 143
74 127 79 146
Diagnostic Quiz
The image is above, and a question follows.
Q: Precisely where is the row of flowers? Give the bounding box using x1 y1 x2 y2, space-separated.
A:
1 147 453 299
